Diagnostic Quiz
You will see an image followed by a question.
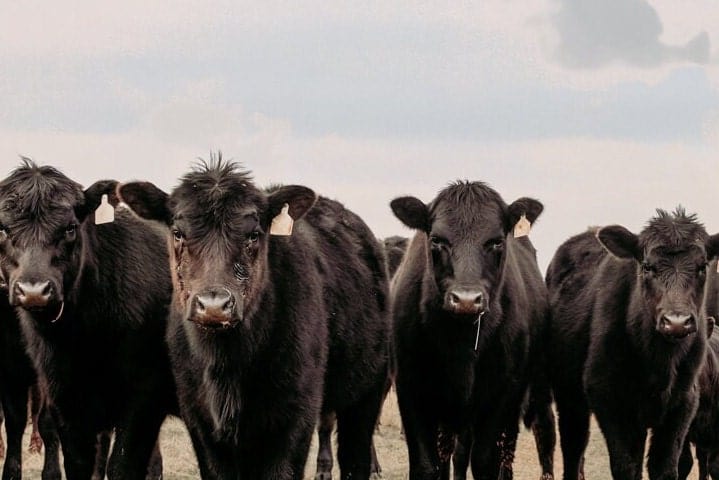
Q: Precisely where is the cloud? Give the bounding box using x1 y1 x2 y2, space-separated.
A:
552 0 710 69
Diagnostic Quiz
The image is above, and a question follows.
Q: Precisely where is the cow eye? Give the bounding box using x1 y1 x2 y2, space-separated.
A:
430 235 447 248
172 229 184 242
641 262 655 275
65 224 77 238
247 231 260 243
485 238 504 252
698 263 708 276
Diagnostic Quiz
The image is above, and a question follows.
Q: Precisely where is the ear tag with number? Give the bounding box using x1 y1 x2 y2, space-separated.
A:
513 214 531 238
95 194 115 225
270 203 293 236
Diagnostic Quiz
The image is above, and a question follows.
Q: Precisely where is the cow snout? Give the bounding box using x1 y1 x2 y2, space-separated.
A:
190 288 237 328
12 280 54 309
444 289 485 315
657 313 697 339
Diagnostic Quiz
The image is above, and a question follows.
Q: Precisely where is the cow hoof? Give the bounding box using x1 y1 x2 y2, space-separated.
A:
539 475 554 480
29 432 43 454
370 473 382 480
314 472 332 480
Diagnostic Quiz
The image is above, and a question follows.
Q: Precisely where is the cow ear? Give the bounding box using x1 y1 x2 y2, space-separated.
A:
77 180 121 221
597 225 641 260
707 233 719 260
507 197 543 232
391 196 429 232
117 182 173 225
266 185 317 223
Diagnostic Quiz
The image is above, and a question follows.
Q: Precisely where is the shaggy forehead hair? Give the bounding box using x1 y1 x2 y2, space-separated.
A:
170 156 266 226
639 207 708 251
0 158 83 220
429 180 506 229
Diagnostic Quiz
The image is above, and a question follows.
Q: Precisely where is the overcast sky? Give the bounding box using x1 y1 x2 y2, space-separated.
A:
1 0 718 271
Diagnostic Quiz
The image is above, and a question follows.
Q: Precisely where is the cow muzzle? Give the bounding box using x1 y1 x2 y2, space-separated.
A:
10 279 64 322
443 288 487 316
189 287 238 329
656 312 697 340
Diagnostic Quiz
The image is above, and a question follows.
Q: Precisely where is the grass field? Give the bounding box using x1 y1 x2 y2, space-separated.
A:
7 390 701 479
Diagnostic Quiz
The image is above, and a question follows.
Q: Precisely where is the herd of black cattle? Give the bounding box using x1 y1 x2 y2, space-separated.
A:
0 157 718 480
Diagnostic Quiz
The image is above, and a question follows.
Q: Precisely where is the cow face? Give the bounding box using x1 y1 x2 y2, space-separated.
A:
391 181 542 318
0 161 112 322
119 160 316 330
598 208 719 341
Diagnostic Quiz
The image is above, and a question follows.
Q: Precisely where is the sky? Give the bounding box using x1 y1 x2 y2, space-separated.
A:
1 0 718 272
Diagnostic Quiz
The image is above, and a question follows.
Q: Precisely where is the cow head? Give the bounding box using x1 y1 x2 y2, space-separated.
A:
597 208 719 341
0 160 115 322
391 181 543 318
118 159 316 330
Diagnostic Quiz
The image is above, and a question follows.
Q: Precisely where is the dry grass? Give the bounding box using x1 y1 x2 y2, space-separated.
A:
5 391 701 479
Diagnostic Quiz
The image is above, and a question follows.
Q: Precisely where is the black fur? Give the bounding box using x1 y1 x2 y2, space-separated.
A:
547 210 716 480
0 161 175 480
119 159 391 479
390 181 553 480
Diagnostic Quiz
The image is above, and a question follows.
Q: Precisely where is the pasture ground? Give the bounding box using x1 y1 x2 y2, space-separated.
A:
8 390 700 479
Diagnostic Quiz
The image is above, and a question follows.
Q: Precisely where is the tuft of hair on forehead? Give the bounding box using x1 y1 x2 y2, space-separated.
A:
173 153 265 219
0 157 84 215
640 206 708 249
430 180 506 220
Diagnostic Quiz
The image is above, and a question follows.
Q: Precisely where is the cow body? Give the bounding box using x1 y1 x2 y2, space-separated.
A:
547 211 717 480
119 160 390 479
0 163 175 480
0 289 61 480
390 181 552 480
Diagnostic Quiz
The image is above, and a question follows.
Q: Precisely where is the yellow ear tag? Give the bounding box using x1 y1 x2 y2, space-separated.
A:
95 194 115 225
270 203 293 236
513 214 531 238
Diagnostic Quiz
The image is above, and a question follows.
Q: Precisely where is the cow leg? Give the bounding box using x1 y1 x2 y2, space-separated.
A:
646 403 696 480
468 426 502 480
1 385 28 480
106 410 165 480
145 440 163 480
526 389 556 480
0 404 4 459
54 416 99 480
678 442 694 480
452 428 471 480
91 431 111 480
315 411 336 480
554 393 589 480
38 406 61 480
185 424 218 479
28 385 43 454
336 383 385 480
369 440 381 479
707 449 719 479
595 416 646 480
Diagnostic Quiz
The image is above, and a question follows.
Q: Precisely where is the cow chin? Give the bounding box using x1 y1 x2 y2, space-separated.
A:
21 300 65 324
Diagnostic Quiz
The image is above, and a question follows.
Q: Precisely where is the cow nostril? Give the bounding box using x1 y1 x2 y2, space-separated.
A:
685 316 695 327
196 298 206 312
41 282 52 296
450 293 460 305
14 283 25 297
474 292 483 306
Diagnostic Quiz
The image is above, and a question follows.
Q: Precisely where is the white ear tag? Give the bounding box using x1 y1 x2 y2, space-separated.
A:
513 214 531 238
95 194 115 225
270 203 293 236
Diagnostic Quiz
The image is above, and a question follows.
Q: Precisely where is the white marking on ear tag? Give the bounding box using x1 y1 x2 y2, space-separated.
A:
270 203 293 236
95 194 115 225
513 214 531 238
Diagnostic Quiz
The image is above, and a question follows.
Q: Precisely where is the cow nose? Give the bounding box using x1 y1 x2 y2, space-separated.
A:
191 288 236 327
13 281 53 308
445 289 484 315
658 313 696 338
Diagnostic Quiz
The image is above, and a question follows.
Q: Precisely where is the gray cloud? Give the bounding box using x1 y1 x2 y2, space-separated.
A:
553 0 710 68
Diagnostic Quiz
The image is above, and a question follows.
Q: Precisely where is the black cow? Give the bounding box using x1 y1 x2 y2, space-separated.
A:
118 159 391 479
390 181 553 480
677 257 719 480
547 209 718 480
0 269 61 480
0 161 175 480
314 235 408 480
